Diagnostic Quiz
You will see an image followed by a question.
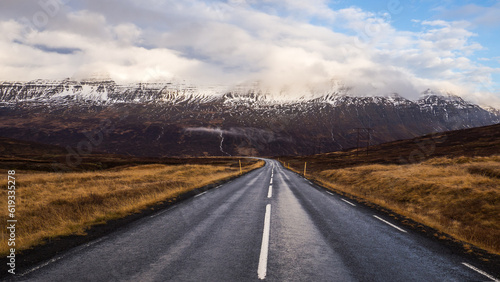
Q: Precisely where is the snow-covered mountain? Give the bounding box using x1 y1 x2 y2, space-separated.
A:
0 79 227 104
0 79 498 157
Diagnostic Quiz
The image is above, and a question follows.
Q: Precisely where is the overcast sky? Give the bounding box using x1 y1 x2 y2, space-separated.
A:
1 0 499 106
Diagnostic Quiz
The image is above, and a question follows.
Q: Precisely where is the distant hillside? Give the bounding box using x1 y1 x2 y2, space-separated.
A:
0 136 246 172
278 123 500 172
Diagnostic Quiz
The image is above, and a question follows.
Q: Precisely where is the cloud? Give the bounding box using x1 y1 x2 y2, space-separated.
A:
184 127 293 143
0 0 498 107
439 3 500 27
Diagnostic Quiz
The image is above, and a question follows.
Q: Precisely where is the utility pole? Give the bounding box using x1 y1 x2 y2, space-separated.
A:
355 127 373 156
239 159 242 175
366 128 373 155
304 162 307 177
356 128 361 156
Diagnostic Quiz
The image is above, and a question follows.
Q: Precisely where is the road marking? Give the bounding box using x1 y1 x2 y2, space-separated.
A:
267 185 273 198
150 206 177 218
20 256 63 276
85 237 103 247
341 198 356 206
462 262 499 281
270 179 273 184
326 191 335 196
194 191 207 198
20 234 111 276
373 215 407 233
258 204 271 280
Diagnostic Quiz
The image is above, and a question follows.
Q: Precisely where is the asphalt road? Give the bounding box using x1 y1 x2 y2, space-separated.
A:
16 159 498 281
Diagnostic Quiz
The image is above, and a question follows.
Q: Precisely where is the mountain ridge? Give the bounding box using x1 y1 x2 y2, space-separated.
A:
0 79 498 157
1 79 497 109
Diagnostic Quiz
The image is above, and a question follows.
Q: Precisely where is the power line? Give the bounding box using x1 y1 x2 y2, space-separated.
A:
354 127 373 156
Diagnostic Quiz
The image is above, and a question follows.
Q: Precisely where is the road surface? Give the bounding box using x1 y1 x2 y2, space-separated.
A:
16 159 498 281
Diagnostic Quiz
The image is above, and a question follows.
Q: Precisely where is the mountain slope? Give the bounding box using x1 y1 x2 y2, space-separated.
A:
0 79 498 157
278 123 500 171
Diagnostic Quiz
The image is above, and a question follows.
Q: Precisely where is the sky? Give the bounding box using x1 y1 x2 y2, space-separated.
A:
1 0 500 107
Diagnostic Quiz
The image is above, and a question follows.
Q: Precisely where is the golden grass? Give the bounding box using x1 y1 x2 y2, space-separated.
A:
308 155 500 254
0 160 264 256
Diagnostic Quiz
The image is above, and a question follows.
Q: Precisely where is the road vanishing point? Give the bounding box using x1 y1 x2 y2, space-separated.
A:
16 159 499 281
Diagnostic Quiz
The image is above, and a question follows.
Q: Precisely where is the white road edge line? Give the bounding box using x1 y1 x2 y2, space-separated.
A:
150 206 176 218
373 215 407 233
326 191 335 196
258 204 271 280
341 198 356 206
462 262 499 281
194 191 207 198
20 256 63 277
150 211 166 218
20 233 111 276
270 179 273 184
267 185 273 198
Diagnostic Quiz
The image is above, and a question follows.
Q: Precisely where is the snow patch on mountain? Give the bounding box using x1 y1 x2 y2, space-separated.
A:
0 79 496 119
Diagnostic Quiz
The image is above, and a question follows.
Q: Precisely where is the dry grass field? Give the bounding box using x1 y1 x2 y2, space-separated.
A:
278 124 500 255
0 159 264 256
300 155 500 254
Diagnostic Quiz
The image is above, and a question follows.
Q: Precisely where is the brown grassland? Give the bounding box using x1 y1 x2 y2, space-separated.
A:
278 124 500 255
0 159 264 256
288 155 500 255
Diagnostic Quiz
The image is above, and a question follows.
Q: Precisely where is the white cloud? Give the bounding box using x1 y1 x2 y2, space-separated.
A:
0 0 498 107
440 3 500 27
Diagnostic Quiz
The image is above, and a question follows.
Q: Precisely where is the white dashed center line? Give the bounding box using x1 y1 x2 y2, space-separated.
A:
258 204 271 280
